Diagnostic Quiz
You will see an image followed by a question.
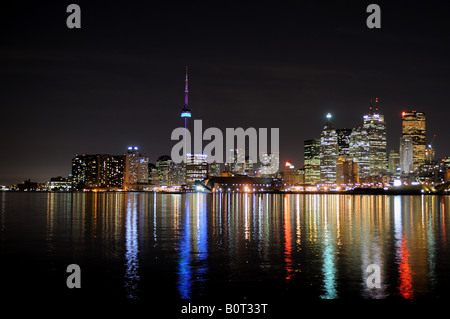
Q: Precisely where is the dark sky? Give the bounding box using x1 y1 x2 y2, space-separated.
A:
1 1 450 185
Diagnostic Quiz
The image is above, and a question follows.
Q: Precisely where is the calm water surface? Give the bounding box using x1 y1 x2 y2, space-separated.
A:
1 192 450 305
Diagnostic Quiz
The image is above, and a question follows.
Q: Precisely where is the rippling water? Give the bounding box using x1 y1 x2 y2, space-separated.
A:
1 192 450 305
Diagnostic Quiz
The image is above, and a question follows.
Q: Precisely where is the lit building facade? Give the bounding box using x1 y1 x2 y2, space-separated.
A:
156 155 173 186
186 153 208 188
72 154 124 189
320 114 338 184
349 127 370 179
363 102 387 176
336 156 358 185
388 149 400 175
123 146 149 190
400 137 414 174
402 111 426 171
304 138 321 185
337 128 352 156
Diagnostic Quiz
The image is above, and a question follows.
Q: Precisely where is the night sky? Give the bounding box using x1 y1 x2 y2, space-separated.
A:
1 1 450 185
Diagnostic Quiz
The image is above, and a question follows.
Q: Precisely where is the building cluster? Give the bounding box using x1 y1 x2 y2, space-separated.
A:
299 100 450 189
5 66 450 193
63 146 279 192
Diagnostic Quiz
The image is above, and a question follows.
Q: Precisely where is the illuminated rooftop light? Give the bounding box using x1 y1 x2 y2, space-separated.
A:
326 113 332 119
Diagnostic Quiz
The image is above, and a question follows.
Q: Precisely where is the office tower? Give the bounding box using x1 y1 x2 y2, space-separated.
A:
186 153 208 188
349 127 370 179
337 128 352 156
304 138 321 185
402 111 426 170
400 137 414 174
169 162 186 186
363 98 387 176
124 146 149 190
148 163 159 185
72 154 88 188
388 149 400 174
228 148 245 175
181 66 192 163
320 113 338 184
72 154 99 188
336 156 358 185
156 155 173 186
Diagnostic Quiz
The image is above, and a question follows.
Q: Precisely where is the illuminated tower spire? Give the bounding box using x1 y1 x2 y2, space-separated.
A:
181 66 191 118
181 66 191 164
185 66 188 107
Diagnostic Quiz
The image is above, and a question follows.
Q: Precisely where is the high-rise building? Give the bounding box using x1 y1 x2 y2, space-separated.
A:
400 137 414 174
123 146 149 190
349 127 370 179
336 156 358 185
304 138 321 185
363 99 387 176
156 155 173 186
320 113 338 184
388 149 400 174
336 128 352 156
72 154 124 189
98 154 125 189
402 111 426 170
186 153 208 188
169 162 186 186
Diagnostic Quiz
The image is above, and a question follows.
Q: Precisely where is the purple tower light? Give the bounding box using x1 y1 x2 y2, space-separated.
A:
181 66 191 118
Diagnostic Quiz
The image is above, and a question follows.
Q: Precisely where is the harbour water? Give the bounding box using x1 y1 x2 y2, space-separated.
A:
1 192 450 309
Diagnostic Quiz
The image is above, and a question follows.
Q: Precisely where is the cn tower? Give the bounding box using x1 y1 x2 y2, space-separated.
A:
180 66 191 163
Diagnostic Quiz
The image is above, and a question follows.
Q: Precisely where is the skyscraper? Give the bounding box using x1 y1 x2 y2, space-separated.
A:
123 146 149 190
402 111 426 170
304 138 321 185
400 137 414 174
320 113 338 184
156 155 173 186
349 127 370 179
388 149 400 174
336 128 352 156
363 98 387 176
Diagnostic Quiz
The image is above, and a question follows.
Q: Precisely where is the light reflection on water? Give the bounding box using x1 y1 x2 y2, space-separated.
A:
2 192 450 301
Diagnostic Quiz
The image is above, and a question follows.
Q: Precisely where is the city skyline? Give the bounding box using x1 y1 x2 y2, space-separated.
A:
2 1 450 185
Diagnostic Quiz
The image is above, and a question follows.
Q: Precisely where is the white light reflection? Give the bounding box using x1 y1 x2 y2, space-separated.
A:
124 194 140 300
